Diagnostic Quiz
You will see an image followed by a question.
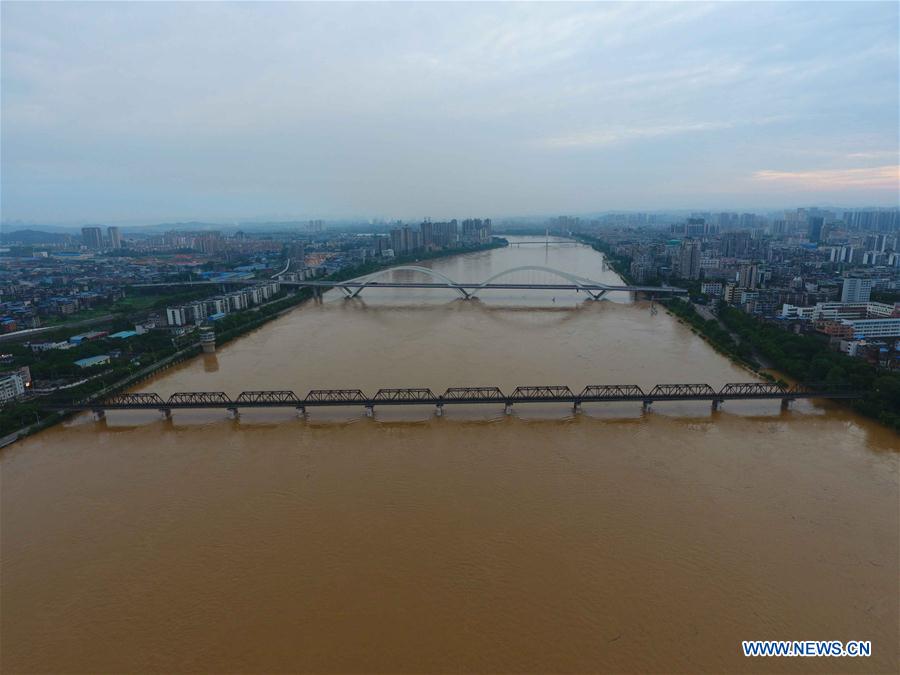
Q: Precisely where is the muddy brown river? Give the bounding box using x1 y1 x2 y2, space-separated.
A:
1 238 897 673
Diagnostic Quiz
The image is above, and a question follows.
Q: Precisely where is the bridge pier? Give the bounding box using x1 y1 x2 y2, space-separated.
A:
226 407 239 420
504 403 513 415
712 399 723 411
159 408 171 419
91 409 106 421
573 401 581 413
781 398 794 411
642 400 652 412
296 405 306 417
365 406 374 418
435 404 443 417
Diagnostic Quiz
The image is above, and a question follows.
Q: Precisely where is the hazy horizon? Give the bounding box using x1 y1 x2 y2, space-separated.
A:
3 204 900 232
2 1 898 225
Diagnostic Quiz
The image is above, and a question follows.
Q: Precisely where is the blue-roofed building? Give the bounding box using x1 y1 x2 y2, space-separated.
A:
74 355 111 369
109 330 138 339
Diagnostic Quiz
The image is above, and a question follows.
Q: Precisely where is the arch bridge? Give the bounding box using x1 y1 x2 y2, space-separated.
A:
294 265 683 300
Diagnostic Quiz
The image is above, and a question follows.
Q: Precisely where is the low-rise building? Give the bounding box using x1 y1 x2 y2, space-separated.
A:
780 301 898 321
700 282 723 297
0 371 26 403
74 354 111 369
819 317 900 340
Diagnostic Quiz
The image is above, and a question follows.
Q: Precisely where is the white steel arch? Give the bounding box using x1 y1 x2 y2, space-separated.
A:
342 264 618 300
347 265 469 298
470 265 610 299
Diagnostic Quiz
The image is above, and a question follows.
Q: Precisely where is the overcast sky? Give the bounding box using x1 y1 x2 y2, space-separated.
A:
2 1 898 225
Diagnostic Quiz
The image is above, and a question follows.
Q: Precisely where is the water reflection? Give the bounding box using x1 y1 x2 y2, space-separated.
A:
202 353 219 372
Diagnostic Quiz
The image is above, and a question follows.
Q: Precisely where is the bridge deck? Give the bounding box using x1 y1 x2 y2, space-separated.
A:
47 383 859 413
133 281 682 293
130 263 686 297
292 281 676 293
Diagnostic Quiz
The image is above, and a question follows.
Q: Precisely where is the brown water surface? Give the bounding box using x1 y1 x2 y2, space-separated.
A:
2 238 897 673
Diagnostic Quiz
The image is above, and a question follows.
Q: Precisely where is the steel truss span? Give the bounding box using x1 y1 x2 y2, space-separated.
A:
51 382 860 418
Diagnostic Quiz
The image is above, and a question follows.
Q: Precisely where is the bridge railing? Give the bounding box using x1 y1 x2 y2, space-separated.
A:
510 386 574 400
719 382 787 396
579 385 645 399
103 392 168 406
168 392 232 405
442 387 506 401
373 388 438 402
305 389 368 402
648 384 718 398
235 391 302 404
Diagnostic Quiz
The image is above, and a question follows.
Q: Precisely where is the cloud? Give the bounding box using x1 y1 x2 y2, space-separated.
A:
752 166 900 190
1 1 898 222
845 151 899 161
536 116 792 150
536 121 734 149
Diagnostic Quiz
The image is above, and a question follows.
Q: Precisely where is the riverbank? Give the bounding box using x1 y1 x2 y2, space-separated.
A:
663 301 900 431
575 233 637 283
0 239 507 446
0 288 215 345
209 239 507 345
578 231 900 432
658 296 765 370
717 305 900 431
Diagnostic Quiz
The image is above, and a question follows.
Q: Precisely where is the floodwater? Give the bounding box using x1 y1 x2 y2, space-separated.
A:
1 238 898 673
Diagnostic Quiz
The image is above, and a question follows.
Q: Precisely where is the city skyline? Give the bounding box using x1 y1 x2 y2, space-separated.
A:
4 203 900 230
2 1 898 224
2 4 898 673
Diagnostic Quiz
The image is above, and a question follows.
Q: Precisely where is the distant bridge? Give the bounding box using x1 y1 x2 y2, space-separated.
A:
48 382 860 420
295 266 683 300
132 265 685 300
507 240 579 247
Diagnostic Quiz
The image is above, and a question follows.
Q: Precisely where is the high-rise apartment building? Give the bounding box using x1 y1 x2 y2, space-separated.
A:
81 226 103 249
678 239 701 280
107 226 122 249
685 218 706 237
840 277 873 303
461 218 492 244
738 264 759 289
195 233 223 254
390 226 422 255
420 221 434 248
722 231 751 257
432 220 459 247
807 216 824 243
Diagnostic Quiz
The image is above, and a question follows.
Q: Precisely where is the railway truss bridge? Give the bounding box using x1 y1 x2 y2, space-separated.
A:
49 382 860 421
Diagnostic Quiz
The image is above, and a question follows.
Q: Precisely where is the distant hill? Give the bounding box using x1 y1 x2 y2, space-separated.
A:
0 229 76 245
